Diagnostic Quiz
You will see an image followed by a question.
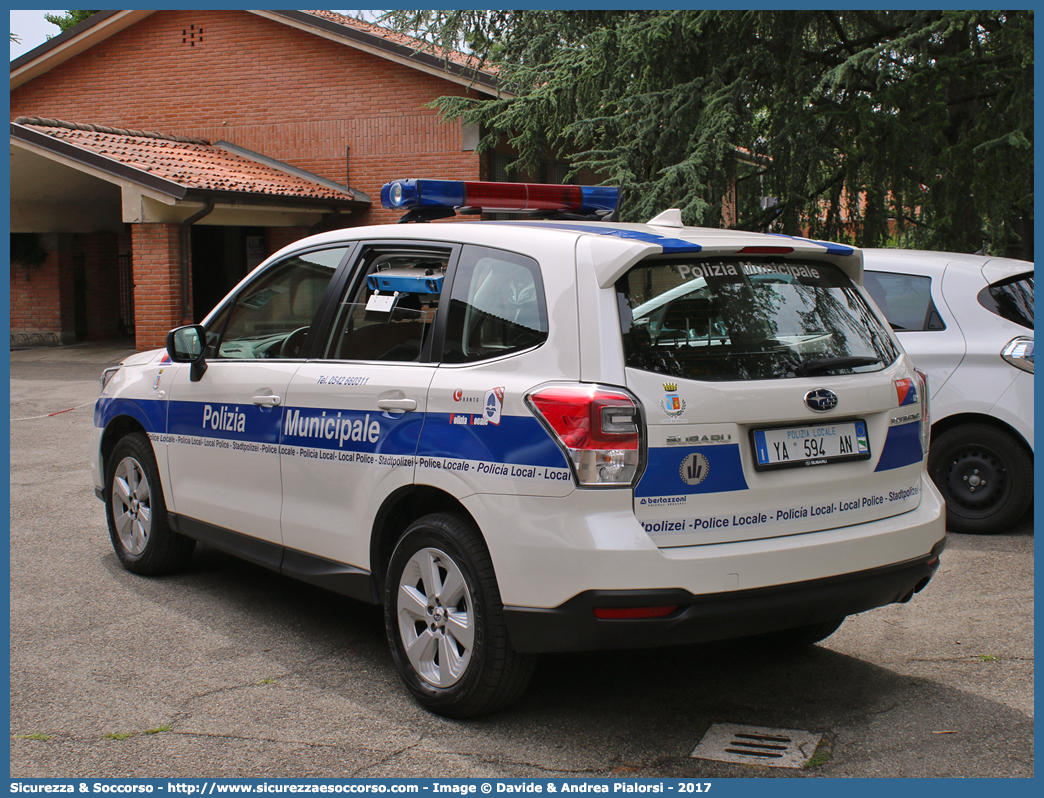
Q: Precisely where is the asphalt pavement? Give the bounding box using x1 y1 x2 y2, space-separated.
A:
8 343 1034 779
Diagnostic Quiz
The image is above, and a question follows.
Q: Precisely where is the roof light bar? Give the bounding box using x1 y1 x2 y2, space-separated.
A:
381 178 619 215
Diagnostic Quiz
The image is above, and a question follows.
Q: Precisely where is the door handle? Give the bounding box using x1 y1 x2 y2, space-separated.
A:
377 398 418 412
253 394 282 407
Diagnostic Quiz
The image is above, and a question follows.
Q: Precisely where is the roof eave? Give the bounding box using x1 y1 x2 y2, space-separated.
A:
181 188 369 212
214 140 371 205
10 10 157 90
11 122 373 210
10 121 187 198
11 9 508 99
252 10 506 97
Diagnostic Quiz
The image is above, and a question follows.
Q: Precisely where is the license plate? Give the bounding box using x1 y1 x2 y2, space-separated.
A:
752 420 870 470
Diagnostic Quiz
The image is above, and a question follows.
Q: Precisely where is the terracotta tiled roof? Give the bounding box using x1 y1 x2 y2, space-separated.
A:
303 10 492 74
14 117 361 202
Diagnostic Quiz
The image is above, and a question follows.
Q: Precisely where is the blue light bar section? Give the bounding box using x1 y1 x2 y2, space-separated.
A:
579 186 620 212
380 179 465 210
366 272 445 294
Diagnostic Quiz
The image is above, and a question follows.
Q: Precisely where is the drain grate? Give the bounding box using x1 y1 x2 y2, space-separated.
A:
690 723 824 769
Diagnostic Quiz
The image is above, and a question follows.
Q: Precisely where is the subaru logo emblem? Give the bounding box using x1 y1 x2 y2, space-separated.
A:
805 389 838 412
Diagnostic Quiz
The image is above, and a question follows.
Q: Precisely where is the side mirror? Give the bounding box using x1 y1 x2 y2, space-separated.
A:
166 325 208 382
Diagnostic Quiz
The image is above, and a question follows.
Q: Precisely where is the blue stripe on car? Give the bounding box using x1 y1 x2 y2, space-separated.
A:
94 397 166 432
473 222 704 254
635 444 749 497
116 398 564 468
419 414 568 468
874 422 923 472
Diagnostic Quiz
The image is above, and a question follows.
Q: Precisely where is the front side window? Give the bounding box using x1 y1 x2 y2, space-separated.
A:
979 273 1034 330
323 247 450 362
863 271 945 331
207 247 347 359
442 246 547 363
618 258 898 382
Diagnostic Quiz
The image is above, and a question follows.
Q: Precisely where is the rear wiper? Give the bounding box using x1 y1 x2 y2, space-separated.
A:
791 356 881 376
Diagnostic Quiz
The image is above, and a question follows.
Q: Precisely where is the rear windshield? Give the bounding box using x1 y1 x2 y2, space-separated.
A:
979 273 1033 330
618 258 899 382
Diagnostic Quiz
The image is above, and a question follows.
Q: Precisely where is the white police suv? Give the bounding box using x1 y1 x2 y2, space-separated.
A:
92 179 946 717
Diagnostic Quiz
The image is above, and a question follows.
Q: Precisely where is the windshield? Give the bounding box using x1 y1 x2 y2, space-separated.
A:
618 257 899 382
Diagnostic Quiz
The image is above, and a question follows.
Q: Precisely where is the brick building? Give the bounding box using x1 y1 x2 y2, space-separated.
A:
9 10 509 350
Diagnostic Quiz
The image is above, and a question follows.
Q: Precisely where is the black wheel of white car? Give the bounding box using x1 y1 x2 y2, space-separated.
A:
106 432 195 575
929 423 1033 534
384 513 534 718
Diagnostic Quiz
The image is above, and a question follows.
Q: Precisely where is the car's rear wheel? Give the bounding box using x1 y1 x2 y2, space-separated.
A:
384 512 534 718
929 423 1032 534
105 432 195 574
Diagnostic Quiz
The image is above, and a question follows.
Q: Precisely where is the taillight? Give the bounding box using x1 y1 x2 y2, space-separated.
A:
914 368 930 457
525 383 643 487
1001 337 1034 373
593 605 677 620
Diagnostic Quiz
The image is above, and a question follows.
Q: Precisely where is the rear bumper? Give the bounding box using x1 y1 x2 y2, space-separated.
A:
504 539 944 653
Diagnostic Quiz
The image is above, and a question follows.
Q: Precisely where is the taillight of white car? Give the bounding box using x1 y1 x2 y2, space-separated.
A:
915 367 931 457
1001 337 1034 373
525 383 643 487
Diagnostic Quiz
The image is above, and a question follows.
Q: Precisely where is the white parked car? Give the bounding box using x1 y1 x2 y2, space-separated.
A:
863 249 1033 533
92 179 945 717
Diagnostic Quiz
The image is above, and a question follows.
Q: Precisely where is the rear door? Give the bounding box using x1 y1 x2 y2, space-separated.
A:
417 243 574 499
278 243 453 570
863 264 966 398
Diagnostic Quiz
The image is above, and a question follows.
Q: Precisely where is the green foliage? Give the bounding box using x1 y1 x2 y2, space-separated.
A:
385 11 1033 258
803 748 833 769
44 10 99 35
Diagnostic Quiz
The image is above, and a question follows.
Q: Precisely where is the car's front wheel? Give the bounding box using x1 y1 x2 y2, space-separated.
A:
384 513 534 718
105 432 195 574
928 423 1033 534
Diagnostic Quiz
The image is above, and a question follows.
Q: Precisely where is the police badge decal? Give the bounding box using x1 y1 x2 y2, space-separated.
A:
659 382 686 419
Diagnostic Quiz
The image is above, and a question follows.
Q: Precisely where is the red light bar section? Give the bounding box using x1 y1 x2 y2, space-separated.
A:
463 181 585 211
738 246 795 255
593 605 678 620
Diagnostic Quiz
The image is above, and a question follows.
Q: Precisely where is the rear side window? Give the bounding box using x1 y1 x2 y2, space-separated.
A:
863 271 945 332
441 245 548 363
979 273 1033 330
618 258 898 382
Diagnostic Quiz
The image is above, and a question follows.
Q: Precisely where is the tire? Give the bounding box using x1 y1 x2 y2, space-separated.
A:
384 513 534 718
751 617 846 650
105 432 195 575
928 423 1033 534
